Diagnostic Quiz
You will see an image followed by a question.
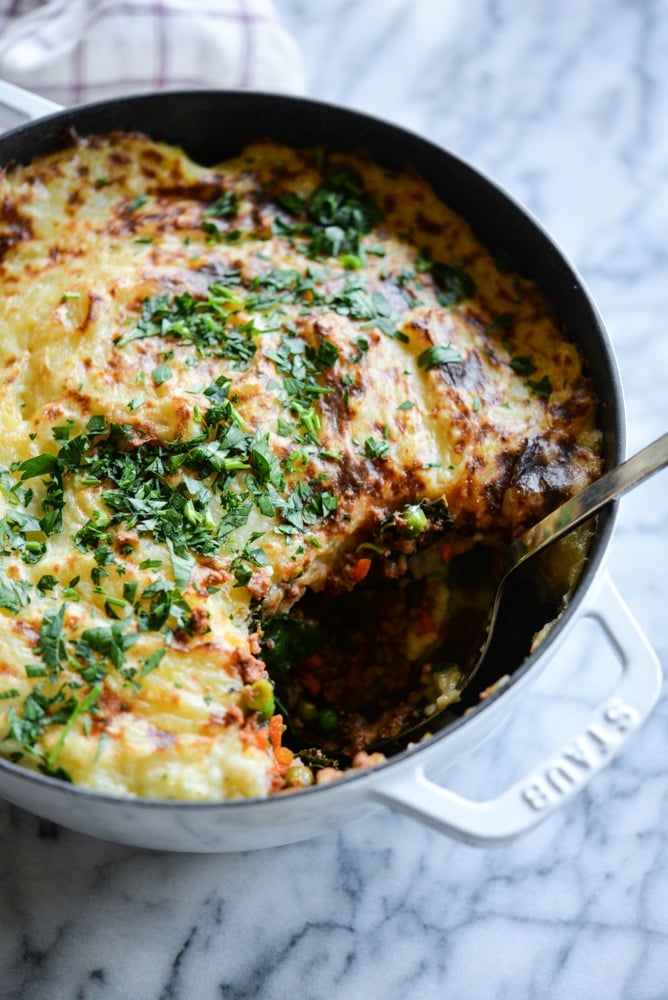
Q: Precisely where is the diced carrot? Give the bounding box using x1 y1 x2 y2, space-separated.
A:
253 727 270 750
270 728 294 780
274 746 294 768
352 557 371 582
269 713 284 751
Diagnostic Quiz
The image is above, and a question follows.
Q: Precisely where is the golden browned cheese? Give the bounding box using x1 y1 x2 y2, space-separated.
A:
0 132 601 798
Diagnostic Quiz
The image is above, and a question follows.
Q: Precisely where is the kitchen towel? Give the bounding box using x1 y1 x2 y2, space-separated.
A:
0 0 305 130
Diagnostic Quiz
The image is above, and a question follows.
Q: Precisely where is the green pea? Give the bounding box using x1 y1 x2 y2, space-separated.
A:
297 699 319 725
317 707 339 733
242 679 275 719
285 764 315 788
400 503 428 537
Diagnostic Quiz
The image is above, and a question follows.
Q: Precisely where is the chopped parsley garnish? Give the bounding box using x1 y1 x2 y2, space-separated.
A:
264 331 337 445
115 286 255 367
127 194 149 213
417 251 476 306
275 169 383 260
79 621 138 671
4 603 138 770
0 569 31 614
152 362 173 386
510 355 537 376
527 375 553 398
231 538 270 587
203 191 239 220
488 313 513 333
0 506 45 564
329 280 393 334
140 648 167 677
431 261 476 306
10 355 340 626
417 344 464 370
363 436 390 460
8 684 78 755
46 682 103 767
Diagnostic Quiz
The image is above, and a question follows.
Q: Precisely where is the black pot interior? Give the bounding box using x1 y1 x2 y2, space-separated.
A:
0 90 625 744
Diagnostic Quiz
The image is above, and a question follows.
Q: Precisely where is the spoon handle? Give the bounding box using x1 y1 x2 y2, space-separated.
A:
508 431 668 570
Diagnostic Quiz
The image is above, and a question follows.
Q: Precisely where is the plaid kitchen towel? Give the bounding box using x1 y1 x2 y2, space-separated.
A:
0 0 305 129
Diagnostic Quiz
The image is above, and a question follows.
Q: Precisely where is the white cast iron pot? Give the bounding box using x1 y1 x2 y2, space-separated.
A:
0 81 661 852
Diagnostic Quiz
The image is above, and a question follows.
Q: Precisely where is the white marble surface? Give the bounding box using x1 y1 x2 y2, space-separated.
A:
2 1 668 997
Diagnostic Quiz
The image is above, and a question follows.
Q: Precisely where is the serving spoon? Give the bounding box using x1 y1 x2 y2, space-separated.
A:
371 430 668 752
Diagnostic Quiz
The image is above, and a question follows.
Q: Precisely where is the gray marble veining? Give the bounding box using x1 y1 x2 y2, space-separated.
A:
1 1 667 998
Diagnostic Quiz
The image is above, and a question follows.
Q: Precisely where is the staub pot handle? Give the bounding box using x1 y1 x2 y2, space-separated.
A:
0 78 63 121
371 575 662 845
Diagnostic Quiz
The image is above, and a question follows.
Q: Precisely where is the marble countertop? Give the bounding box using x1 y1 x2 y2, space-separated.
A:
2 1 667 998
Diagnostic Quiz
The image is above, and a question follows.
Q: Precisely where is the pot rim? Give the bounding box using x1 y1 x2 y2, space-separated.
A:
0 88 626 811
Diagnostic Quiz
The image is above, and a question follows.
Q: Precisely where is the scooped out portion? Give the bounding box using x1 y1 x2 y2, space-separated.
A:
0 131 600 799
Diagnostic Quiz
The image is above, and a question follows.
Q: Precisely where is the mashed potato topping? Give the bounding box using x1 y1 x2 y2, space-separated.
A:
0 132 600 798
